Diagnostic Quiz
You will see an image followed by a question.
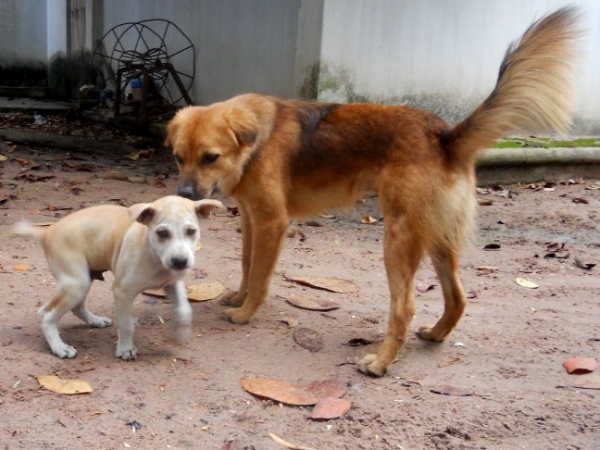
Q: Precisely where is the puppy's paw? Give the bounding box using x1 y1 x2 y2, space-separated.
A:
52 343 78 359
417 326 445 342
171 325 191 344
219 290 245 307
88 315 112 328
221 307 252 325
357 354 387 377
116 345 138 361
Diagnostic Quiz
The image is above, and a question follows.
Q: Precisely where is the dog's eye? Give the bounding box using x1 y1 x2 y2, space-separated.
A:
186 227 197 237
200 153 220 165
174 154 183 165
156 229 170 239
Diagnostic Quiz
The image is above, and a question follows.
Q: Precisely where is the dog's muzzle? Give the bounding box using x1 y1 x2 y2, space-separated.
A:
177 181 202 200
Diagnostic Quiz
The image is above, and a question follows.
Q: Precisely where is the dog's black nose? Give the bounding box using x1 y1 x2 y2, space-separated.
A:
177 184 196 199
171 256 188 270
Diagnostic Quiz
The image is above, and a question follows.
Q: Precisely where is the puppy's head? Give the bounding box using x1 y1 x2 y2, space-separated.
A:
131 196 223 271
166 95 272 200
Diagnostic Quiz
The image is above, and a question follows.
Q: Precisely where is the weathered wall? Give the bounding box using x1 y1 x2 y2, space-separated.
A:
0 0 48 86
318 0 600 134
98 0 309 105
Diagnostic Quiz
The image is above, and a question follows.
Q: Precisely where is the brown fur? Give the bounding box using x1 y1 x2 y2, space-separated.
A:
167 8 580 376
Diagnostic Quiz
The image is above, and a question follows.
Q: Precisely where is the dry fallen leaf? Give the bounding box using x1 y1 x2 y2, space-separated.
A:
306 379 347 400
279 316 299 328
293 327 324 352
361 215 378 224
515 277 539 289
187 282 225 302
37 375 93 395
557 374 600 390
430 385 473 396
240 378 318 405
563 357 598 374
310 397 352 420
143 288 166 298
285 296 340 312
12 264 29 271
416 283 436 293
269 433 316 450
285 276 359 293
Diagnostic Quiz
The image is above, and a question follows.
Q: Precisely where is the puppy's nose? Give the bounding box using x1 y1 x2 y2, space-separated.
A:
171 256 189 270
177 183 196 200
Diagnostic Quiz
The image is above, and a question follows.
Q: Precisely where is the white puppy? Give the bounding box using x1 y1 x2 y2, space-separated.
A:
13 195 223 360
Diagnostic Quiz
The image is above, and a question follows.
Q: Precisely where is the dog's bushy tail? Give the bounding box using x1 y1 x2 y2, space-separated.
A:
445 6 581 168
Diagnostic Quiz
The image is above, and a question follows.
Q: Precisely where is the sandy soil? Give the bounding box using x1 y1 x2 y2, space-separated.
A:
1 119 600 450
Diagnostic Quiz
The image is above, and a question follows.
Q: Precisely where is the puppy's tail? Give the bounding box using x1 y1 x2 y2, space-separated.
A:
11 221 47 242
444 6 581 169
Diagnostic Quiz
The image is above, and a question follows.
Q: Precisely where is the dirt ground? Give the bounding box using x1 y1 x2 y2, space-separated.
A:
1 115 600 450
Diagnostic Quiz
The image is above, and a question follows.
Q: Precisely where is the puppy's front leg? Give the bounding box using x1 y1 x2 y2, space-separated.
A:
113 284 138 360
223 214 288 324
164 281 192 343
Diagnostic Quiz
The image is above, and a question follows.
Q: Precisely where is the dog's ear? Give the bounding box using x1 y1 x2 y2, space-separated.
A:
224 107 258 148
164 119 178 148
128 203 154 225
195 199 224 219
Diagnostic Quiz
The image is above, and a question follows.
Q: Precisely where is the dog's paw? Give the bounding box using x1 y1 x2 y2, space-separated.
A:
52 343 78 359
221 307 252 325
417 326 445 342
89 315 112 328
357 354 387 377
219 290 245 307
116 345 138 361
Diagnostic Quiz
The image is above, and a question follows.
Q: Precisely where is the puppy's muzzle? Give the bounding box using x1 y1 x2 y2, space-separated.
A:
170 256 190 270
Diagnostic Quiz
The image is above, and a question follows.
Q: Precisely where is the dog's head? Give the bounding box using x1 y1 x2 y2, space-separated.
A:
166 95 274 200
130 196 223 271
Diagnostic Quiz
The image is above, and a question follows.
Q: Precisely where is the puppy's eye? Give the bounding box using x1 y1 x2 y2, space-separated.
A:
174 154 183 165
186 227 197 237
156 229 170 239
200 153 220 165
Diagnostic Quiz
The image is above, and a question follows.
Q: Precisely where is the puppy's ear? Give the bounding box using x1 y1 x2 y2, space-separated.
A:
224 107 258 148
128 203 154 225
195 199 224 219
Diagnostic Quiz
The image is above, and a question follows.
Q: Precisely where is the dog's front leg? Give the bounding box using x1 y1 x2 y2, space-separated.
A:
222 214 288 324
113 284 138 360
220 204 252 307
164 280 192 343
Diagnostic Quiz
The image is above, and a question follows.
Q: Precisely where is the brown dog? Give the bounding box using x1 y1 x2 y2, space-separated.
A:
166 8 580 376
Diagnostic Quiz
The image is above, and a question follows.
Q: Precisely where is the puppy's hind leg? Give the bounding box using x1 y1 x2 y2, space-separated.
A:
39 275 92 358
164 280 192 344
72 297 112 328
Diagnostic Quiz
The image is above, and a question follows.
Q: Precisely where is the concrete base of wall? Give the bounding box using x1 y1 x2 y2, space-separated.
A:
476 148 600 186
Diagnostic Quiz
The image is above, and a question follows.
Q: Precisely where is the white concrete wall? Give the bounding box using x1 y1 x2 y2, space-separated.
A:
319 0 600 133
0 0 47 65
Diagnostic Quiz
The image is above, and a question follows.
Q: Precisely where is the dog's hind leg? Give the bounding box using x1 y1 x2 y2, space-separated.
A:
418 247 466 342
39 274 92 358
358 214 423 377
